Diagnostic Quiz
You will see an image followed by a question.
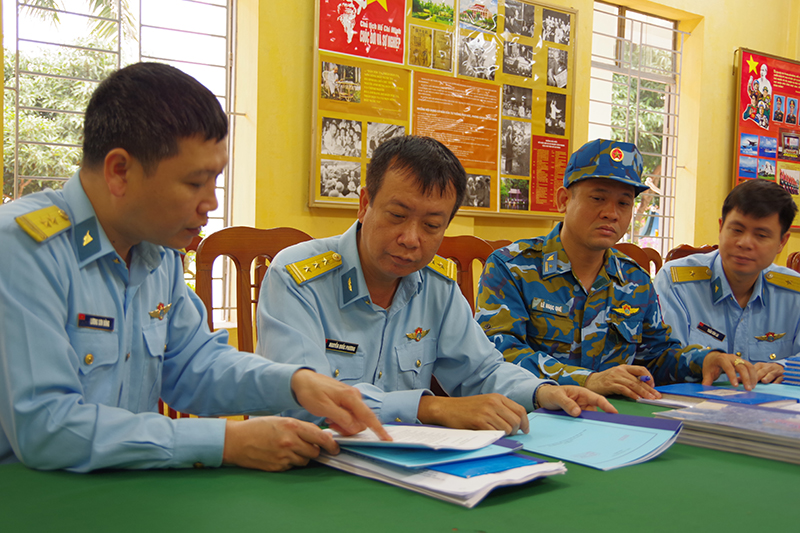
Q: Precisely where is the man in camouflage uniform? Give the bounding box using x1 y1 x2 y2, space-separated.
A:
476 139 756 400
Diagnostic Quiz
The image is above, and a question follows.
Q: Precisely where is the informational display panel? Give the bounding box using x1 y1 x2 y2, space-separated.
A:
733 48 800 230
312 0 576 218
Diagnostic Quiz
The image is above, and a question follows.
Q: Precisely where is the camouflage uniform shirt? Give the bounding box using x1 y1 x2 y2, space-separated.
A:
475 224 711 386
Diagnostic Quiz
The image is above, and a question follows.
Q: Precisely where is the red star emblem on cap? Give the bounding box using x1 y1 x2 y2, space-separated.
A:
610 147 624 161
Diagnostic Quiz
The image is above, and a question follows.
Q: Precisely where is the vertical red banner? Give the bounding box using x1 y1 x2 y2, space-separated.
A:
530 136 568 213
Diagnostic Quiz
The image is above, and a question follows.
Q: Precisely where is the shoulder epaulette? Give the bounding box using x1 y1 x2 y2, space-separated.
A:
669 265 712 283
426 255 457 282
286 250 342 285
15 205 71 243
765 271 800 293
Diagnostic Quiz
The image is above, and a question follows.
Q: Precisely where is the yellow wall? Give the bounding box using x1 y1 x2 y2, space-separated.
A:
252 0 800 264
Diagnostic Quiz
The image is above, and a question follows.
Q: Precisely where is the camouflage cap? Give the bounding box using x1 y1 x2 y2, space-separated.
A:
563 139 649 196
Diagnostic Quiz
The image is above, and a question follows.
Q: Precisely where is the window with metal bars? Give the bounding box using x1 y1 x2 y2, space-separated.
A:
3 0 238 319
588 1 685 258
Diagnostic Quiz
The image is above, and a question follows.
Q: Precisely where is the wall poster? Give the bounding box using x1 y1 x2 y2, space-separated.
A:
733 48 800 230
312 0 576 218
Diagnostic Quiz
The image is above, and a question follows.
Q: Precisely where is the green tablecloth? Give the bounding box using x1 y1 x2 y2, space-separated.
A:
2 400 796 533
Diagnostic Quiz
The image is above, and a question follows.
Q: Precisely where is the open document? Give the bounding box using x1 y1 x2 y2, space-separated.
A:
508 410 682 470
324 424 505 451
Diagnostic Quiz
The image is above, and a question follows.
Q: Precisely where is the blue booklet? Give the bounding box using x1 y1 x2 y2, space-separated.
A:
655 383 800 405
429 452 543 478
341 438 522 469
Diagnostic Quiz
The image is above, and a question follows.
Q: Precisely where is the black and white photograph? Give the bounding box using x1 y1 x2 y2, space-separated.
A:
545 92 567 136
320 61 361 103
321 117 362 158
463 174 492 208
502 84 532 119
503 41 533 78
501 118 531 177
458 33 497 81
503 0 535 38
320 160 361 199
542 9 570 45
366 123 405 159
547 48 568 88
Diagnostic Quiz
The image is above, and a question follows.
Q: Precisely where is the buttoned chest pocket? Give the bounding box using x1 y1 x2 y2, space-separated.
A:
394 338 437 391
748 335 792 363
142 322 167 408
529 312 574 356
325 347 366 383
69 328 121 406
605 314 644 362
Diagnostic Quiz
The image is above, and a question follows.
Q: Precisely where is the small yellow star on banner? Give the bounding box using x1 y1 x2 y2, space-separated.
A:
368 0 389 11
745 55 759 74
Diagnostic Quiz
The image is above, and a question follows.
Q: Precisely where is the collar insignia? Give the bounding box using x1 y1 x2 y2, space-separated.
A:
83 230 93 247
148 302 172 320
755 331 786 342
406 327 430 342
612 304 639 317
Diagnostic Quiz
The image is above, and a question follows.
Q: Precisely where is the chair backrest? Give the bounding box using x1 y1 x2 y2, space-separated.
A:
486 239 512 250
788 251 800 274
195 226 313 352
436 235 495 312
614 242 663 275
665 244 718 263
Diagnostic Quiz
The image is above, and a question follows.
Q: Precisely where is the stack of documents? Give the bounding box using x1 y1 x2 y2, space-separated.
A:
637 383 800 409
655 401 800 464
784 355 800 386
508 410 682 470
316 425 566 508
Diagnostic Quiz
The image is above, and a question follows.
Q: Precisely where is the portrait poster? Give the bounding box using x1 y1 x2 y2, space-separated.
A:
733 48 800 229
313 0 576 219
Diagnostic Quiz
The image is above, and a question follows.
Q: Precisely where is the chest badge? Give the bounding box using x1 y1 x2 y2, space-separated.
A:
406 327 430 342
612 304 639 317
755 331 786 342
148 302 172 320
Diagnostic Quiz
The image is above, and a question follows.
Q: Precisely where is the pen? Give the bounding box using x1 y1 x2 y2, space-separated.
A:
639 375 651 383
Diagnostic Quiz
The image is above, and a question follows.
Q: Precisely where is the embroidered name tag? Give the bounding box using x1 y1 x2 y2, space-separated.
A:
697 322 725 341
78 313 115 332
326 339 358 354
531 298 567 316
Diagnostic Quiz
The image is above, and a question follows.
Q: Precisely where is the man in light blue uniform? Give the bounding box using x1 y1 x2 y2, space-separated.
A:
0 63 386 473
655 179 799 384
257 136 615 434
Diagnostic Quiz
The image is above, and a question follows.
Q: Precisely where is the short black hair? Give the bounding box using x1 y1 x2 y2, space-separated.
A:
722 179 797 235
366 135 466 220
82 62 228 174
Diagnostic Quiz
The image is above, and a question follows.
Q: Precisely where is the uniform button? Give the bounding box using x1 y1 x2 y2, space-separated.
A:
736 352 742 357
766 272 774 280
125 353 131 361
416 359 421 368
84 354 94 365
193 462 205 469
378 371 382 378
770 354 776 360
164 344 167 351
332 253 341 261
334 369 339 377
395 418 402 423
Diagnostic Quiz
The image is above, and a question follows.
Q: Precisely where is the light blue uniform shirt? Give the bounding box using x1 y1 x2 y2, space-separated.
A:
654 251 800 365
0 175 305 472
256 222 552 424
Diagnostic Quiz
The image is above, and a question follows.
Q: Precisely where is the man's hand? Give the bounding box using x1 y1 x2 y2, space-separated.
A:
291 369 390 440
222 416 338 471
583 365 660 400
754 362 784 384
535 384 619 416
702 351 758 390
417 394 529 435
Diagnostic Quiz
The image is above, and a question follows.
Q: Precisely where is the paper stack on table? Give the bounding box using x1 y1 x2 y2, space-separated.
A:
316 424 566 508
783 355 800 386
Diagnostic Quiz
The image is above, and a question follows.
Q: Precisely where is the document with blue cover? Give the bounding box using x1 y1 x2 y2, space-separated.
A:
508 409 682 471
639 383 800 409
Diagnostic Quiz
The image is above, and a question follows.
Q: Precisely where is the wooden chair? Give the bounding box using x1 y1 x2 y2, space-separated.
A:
614 242 663 275
665 244 718 263
486 239 512 250
436 235 495 313
788 251 800 274
195 226 313 352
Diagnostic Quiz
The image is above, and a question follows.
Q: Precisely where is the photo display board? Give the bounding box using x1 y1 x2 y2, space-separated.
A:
733 48 800 230
312 0 576 218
